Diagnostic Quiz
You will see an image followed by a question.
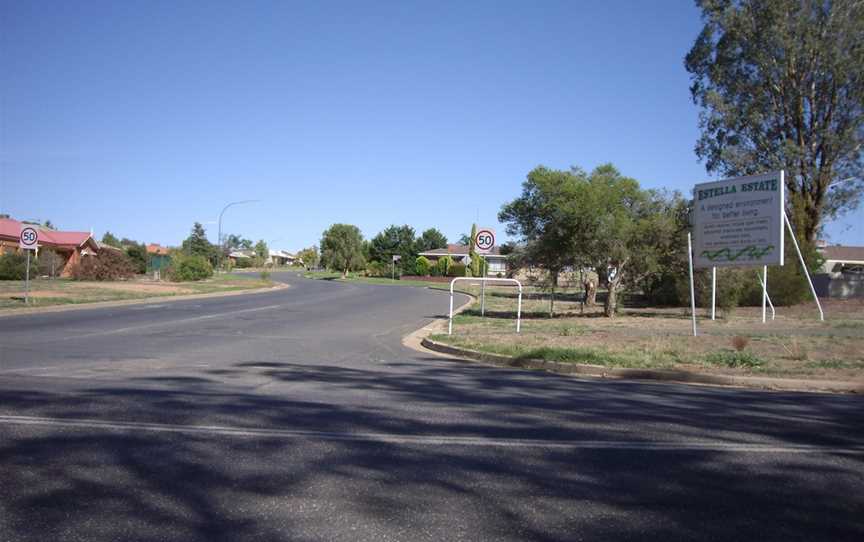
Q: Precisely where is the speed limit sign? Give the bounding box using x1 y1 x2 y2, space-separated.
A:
474 228 496 254
19 226 39 250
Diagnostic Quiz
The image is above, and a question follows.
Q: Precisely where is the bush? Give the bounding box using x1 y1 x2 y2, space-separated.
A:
436 256 453 277
366 261 390 278
124 244 148 274
167 254 213 282
260 270 270 281
70 251 136 281
448 263 468 277
704 350 764 368
234 258 254 268
415 256 432 276
0 252 33 280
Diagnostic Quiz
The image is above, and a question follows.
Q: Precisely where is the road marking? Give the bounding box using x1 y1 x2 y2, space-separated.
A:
1 414 862 454
69 304 286 339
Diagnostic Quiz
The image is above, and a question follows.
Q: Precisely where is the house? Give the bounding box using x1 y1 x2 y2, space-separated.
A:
417 244 508 276
814 243 864 298
268 249 301 266
228 250 255 264
0 217 101 277
146 243 172 272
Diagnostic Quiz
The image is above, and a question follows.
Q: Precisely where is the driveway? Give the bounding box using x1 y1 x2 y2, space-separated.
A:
0 272 862 541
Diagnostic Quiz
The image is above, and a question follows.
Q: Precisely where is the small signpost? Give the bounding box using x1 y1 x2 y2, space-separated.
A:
473 228 496 315
391 254 401 281
19 225 39 305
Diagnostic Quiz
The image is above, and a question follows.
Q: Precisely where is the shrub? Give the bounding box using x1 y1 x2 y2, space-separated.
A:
415 256 432 276
448 263 468 277
167 254 213 282
704 350 764 368
260 270 270 281
731 336 749 352
234 258 254 268
436 255 453 277
366 261 390 278
124 243 148 274
0 252 33 280
70 251 136 281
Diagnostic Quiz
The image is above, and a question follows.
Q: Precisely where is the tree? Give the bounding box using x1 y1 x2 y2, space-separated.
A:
416 228 448 252
369 225 417 272
101 232 122 248
182 222 216 262
254 240 268 261
415 256 432 276
499 167 581 316
685 0 864 241
125 242 148 274
457 233 471 245
320 224 366 277
296 246 319 269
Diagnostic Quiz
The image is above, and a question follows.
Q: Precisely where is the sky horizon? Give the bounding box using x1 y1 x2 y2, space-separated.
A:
1 1 861 251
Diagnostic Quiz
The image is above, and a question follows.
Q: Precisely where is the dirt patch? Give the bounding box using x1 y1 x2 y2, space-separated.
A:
71 281 194 294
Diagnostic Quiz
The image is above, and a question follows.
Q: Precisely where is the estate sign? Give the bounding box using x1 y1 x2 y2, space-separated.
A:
692 171 785 268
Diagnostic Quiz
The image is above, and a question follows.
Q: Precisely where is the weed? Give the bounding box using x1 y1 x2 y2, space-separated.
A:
731 335 749 352
704 350 765 368
781 337 809 361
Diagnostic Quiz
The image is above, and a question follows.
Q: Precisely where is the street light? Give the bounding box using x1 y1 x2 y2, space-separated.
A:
217 200 259 272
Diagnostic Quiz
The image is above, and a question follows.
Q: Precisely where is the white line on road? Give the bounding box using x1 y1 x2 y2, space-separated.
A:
1 414 862 454
69 304 286 340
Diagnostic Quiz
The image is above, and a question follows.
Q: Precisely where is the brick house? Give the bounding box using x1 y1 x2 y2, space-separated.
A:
0 217 101 277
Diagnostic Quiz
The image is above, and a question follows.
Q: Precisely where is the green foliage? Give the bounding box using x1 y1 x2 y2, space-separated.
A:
415 256 432 276
168 254 213 282
182 222 216 262
448 263 467 277
685 0 864 240
254 240 268 261
234 257 254 269
296 246 319 269
436 255 453 276
365 261 390 278
101 231 122 248
416 228 448 252
704 350 764 369
124 243 148 274
369 225 417 271
260 270 270 281
0 252 33 280
320 224 366 276
70 251 136 281
36 249 64 278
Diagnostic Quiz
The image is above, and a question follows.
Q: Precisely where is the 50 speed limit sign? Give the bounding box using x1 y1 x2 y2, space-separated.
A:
19 226 39 250
474 228 496 254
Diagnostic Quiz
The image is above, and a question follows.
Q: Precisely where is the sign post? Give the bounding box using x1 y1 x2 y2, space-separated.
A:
19 225 39 305
473 228 496 316
392 254 401 281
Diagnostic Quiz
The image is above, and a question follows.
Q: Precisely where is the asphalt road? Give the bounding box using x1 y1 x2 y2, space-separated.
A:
1 272 862 541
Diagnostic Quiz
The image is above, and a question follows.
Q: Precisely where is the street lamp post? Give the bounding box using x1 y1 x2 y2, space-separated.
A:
217 200 259 272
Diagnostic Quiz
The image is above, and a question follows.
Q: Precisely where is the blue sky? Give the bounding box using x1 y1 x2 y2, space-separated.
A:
1 0 860 250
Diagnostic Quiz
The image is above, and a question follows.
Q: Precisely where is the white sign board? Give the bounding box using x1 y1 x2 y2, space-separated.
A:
692 171 784 268
19 225 39 250
474 228 496 254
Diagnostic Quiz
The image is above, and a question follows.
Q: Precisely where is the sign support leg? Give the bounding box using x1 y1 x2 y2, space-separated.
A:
711 267 716 321
756 270 775 320
516 287 522 333
480 278 486 316
687 232 697 337
25 250 30 306
762 265 768 323
783 212 824 321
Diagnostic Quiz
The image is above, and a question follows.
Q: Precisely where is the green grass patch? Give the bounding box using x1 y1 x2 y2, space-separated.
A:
804 359 864 370
703 350 765 368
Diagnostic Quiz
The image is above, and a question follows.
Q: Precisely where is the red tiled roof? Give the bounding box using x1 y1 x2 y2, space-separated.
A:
147 243 171 256
0 218 94 248
821 245 864 262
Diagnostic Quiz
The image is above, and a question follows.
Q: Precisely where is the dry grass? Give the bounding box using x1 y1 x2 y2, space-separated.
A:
439 285 864 381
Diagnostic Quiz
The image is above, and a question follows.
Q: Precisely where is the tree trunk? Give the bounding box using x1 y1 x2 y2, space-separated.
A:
549 285 555 317
604 280 619 318
584 280 597 306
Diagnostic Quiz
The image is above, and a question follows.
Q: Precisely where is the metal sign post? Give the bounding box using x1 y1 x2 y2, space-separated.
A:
473 228 496 317
762 265 768 323
711 267 717 321
783 211 825 321
392 254 401 281
687 232 697 337
19 225 39 306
